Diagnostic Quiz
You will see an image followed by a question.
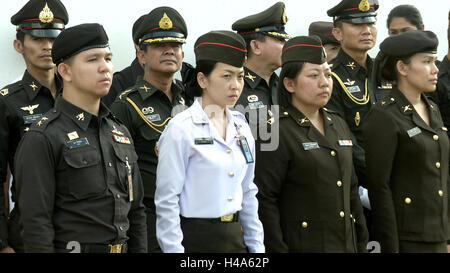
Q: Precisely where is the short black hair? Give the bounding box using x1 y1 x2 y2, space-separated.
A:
242 33 267 57
381 55 412 82
278 61 305 108
387 5 423 30
16 31 25 43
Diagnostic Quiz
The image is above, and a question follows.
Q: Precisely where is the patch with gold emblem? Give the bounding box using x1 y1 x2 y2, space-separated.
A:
76 113 85 121
247 95 259 102
39 3 54 23
30 82 38 91
36 116 49 127
354 112 361 126
113 135 131 144
21 104 39 115
0 89 8 96
21 104 42 124
159 13 173 30
346 62 356 70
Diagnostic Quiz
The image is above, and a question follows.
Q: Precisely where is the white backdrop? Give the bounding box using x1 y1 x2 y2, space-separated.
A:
0 0 449 88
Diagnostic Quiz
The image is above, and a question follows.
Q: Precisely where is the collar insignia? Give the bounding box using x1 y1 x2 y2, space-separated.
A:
346 62 356 70
21 104 39 115
39 3 54 23
245 72 256 82
0 89 8 96
30 82 38 91
140 85 150 92
76 113 85 121
403 105 412 112
300 117 310 124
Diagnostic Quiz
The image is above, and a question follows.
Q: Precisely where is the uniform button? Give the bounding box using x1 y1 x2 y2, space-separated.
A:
435 162 441 169
339 211 345 218
433 135 439 141
390 98 395 102
108 162 113 167
229 172 234 177
227 197 233 202
337 181 343 187
283 112 289 115
405 197 412 204
331 151 336 157
116 194 120 199
301 221 308 228
226 149 232 154
438 190 444 197
119 226 124 231
82 160 88 165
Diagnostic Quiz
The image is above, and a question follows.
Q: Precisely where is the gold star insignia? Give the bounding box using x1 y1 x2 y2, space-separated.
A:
403 105 412 112
140 85 150 92
245 72 256 82
20 104 39 115
0 89 8 96
76 113 85 121
30 82 38 91
346 62 356 70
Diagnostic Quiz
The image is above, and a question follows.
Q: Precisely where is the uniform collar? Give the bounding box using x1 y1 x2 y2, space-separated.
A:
333 49 373 77
55 95 110 131
135 76 185 105
22 70 62 101
284 104 334 127
243 67 278 90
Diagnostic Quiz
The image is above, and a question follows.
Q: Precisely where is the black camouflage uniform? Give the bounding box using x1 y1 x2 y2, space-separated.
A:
0 0 68 252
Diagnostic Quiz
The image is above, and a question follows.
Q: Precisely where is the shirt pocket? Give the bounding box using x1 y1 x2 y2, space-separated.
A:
63 146 105 199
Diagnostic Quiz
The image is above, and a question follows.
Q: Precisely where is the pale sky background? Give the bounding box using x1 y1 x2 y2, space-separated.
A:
0 0 449 88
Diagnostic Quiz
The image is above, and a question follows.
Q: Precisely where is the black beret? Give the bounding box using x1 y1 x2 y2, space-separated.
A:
132 14 146 45
194 31 247 68
380 30 438 57
11 0 68 38
282 36 326 65
52 23 109 65
232 2 290 40
328 0 379 24
308 21 339 45
136 7 187 47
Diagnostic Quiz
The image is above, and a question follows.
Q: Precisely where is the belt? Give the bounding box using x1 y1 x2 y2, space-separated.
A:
55 241 128 253
181 212 240 223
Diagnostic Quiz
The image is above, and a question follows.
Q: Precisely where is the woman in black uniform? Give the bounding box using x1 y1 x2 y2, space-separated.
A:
362 30 449 253
254 35 368 253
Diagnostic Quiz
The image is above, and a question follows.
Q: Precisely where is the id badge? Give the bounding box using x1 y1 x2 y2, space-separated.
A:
238 136 254 164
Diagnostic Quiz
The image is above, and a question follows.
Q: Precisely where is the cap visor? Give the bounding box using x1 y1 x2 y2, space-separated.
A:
340 16 377 25
23 29 62 38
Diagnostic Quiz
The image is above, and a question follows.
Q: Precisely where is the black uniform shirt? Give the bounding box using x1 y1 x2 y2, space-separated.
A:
235 67 278 138
110 77 187 206
362 88 450 252
254 105 368 253
0 71 61 248
14 96 147 253
102 58 144 108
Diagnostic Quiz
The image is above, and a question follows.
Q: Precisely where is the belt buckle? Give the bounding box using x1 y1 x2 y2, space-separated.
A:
109 244 122 253
220 213 234 222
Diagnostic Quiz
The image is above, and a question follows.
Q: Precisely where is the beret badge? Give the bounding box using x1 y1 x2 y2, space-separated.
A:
39 3 54 23
159 13 173 30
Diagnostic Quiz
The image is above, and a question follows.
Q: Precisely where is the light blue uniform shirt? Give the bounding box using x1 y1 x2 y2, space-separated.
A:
155 98 265 253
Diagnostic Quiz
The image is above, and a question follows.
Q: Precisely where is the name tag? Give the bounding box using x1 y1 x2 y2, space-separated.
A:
338 140 353 146
248 101 265 110
66 137 89 149
302 142 320 151
237 137 254 164
407 127 422 138
23 113 43 124
195 137 214 145
347 86 361 93
146 114 161 122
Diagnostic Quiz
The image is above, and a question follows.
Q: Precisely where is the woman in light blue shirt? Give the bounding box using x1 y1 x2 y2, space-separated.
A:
154 30 265 253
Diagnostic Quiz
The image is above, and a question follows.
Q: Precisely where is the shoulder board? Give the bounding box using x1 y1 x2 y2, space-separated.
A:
29 109 60 131
0 80 23 98
118 88 137 100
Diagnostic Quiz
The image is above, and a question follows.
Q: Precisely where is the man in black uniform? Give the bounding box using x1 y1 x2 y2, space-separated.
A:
110 7 188 253
0 0 68 253
102 15 145 107
232 2 289 147
14 23 147 253
435 11 450 140
308 21 341 63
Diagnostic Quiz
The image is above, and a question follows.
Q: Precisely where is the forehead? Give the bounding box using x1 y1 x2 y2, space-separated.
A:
77 47 112 57
389 17 417 28
213 62 244 73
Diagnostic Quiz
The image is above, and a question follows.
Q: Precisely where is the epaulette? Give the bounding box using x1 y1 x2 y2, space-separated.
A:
29 108 60 132
117 88 136 100
0 81 23 98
